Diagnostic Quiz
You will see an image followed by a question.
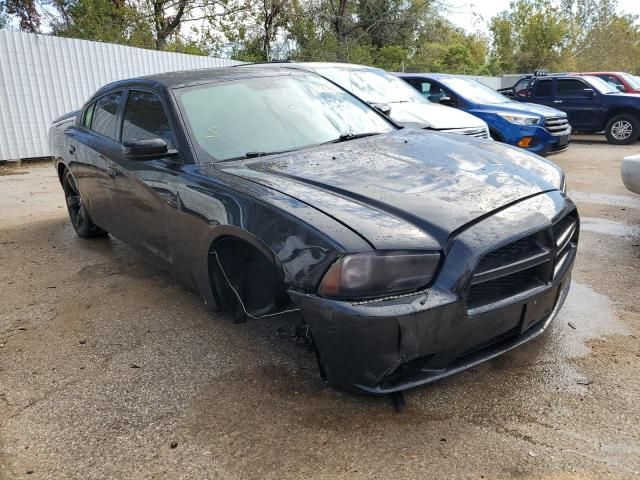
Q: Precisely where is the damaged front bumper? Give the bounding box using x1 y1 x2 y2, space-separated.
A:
290 192 579 395
290 268 572 395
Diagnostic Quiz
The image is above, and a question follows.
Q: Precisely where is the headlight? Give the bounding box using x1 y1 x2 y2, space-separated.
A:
498 113 541 125
318 251 441 300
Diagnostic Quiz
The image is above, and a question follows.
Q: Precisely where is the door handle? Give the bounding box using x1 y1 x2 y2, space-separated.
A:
68 145 76 155
553 100 563 104
106 166 119 178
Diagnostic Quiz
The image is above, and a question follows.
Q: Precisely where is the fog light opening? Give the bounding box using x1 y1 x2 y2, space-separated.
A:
518 137 534 148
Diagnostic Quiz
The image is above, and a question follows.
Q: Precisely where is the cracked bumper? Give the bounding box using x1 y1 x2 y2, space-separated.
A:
290 261 574 396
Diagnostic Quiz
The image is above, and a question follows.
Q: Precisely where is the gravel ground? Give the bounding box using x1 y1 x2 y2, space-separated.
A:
1 136 639 479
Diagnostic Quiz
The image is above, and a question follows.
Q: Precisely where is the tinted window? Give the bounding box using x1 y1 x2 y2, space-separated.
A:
122 91 175 148
514 78 530 94
534 80 552 97
557 79 589 96
91 92 122 139
82 103 95 128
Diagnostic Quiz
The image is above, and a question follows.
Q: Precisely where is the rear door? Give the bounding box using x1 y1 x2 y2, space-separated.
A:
107 88 182 262
554 78 602 130
70 91 124 233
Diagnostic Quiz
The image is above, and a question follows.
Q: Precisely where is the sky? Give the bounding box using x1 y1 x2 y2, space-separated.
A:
448 0 640 34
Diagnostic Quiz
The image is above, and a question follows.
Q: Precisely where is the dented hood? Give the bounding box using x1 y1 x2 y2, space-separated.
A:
217 129 562 249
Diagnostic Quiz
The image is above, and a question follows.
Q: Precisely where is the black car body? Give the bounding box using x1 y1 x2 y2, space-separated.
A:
49 66 579 395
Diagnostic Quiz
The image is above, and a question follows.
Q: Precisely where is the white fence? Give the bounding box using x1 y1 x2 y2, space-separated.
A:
0 31 241 161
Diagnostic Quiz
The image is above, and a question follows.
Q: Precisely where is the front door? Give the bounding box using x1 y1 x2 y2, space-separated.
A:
554 78 602 130
108 89 181 263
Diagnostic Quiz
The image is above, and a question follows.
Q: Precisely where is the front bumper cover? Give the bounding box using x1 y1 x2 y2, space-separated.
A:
290 191 578 395
290 267 572 395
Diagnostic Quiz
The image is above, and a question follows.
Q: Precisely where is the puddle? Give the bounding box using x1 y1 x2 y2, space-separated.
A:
579 217 640 237
553 282 629 358
570 191 640 210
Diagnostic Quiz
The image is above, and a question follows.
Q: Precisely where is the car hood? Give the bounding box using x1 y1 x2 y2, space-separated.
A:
217 129 562 250
483 101 567 118
388 102 487 130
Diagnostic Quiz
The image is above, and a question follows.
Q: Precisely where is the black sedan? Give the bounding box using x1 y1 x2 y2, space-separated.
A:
49 66 579 395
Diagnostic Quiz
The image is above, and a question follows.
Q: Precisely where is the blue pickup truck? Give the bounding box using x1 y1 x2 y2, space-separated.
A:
500 73 640 145
397 73 571 156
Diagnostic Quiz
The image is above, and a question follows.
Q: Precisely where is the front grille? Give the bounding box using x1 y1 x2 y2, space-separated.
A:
441 127 489 139
467 209 579 313
544 116 571 135
553 210 579 277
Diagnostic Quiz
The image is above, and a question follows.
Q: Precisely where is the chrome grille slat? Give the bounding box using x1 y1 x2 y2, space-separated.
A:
543 116 571 135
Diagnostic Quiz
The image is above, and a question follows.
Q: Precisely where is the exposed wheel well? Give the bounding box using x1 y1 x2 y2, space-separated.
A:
57 161 67 185
208 236 289 319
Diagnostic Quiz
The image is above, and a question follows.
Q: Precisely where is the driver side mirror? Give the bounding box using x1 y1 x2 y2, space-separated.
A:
439 95 456 107
583 88 595 98
616 84 626 92
122 138 175 158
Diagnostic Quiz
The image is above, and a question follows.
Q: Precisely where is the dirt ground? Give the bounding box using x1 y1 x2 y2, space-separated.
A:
1 135 639 479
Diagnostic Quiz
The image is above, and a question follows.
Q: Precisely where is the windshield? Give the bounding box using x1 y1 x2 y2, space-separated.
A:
439 77 512 104
620 72 640 90
313 66 428 104
583 76 618 94
176 74 395 162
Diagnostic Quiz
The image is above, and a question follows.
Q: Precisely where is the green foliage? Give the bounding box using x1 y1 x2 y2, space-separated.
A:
489 0 568 74
0 0 8 29
490 0 640 74
52 0 154 48
3 0 639 75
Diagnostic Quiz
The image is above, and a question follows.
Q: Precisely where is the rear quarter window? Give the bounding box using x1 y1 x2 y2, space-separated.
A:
82 103 95 128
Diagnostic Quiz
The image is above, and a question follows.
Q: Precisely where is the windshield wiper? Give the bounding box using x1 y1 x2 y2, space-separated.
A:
326 132 384 144
220 148 301 162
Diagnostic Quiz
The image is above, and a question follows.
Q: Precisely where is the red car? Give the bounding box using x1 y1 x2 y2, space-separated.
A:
583 72 640 93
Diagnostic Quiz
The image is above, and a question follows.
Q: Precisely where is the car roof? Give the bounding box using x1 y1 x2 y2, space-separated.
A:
581 71 624 75
395 73 451 78
91 65 312 97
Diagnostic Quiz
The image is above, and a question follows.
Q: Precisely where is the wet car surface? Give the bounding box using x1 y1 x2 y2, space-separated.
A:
0 137 638 478
48 67 573 394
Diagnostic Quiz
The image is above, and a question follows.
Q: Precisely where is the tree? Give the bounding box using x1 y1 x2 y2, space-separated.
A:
489 0 568 74
0 1 8 28
52 0 154 47
6 0 40 32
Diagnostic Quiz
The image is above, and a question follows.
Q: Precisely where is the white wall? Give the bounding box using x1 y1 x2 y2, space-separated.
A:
0 31 241 161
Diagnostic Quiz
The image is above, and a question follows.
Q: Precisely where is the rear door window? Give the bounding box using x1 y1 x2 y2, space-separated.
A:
533 79 552 97
557 79 589 96
91 92 123 140
121 90 176 149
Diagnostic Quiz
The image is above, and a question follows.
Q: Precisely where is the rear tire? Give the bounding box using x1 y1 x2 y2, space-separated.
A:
63 170 107 238
605 114 640 145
